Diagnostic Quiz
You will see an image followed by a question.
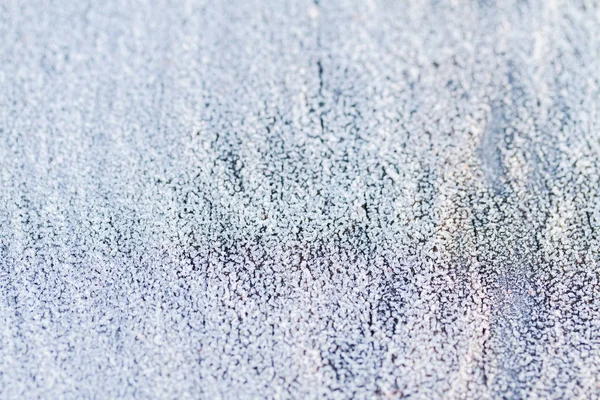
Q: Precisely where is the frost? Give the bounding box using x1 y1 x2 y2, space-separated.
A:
1 0 600 399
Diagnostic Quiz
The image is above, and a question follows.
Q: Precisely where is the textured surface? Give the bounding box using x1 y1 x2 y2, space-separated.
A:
1 1 600 399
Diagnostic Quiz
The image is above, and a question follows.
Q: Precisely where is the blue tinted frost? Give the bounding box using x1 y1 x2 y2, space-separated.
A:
1 0 600 399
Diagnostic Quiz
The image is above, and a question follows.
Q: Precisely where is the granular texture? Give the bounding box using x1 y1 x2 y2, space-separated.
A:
1 1 600 399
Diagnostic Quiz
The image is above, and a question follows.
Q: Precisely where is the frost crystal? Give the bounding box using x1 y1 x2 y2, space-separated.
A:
1 1 600 399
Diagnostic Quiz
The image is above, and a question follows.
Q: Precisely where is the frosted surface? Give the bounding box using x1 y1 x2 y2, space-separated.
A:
1 1 600 398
